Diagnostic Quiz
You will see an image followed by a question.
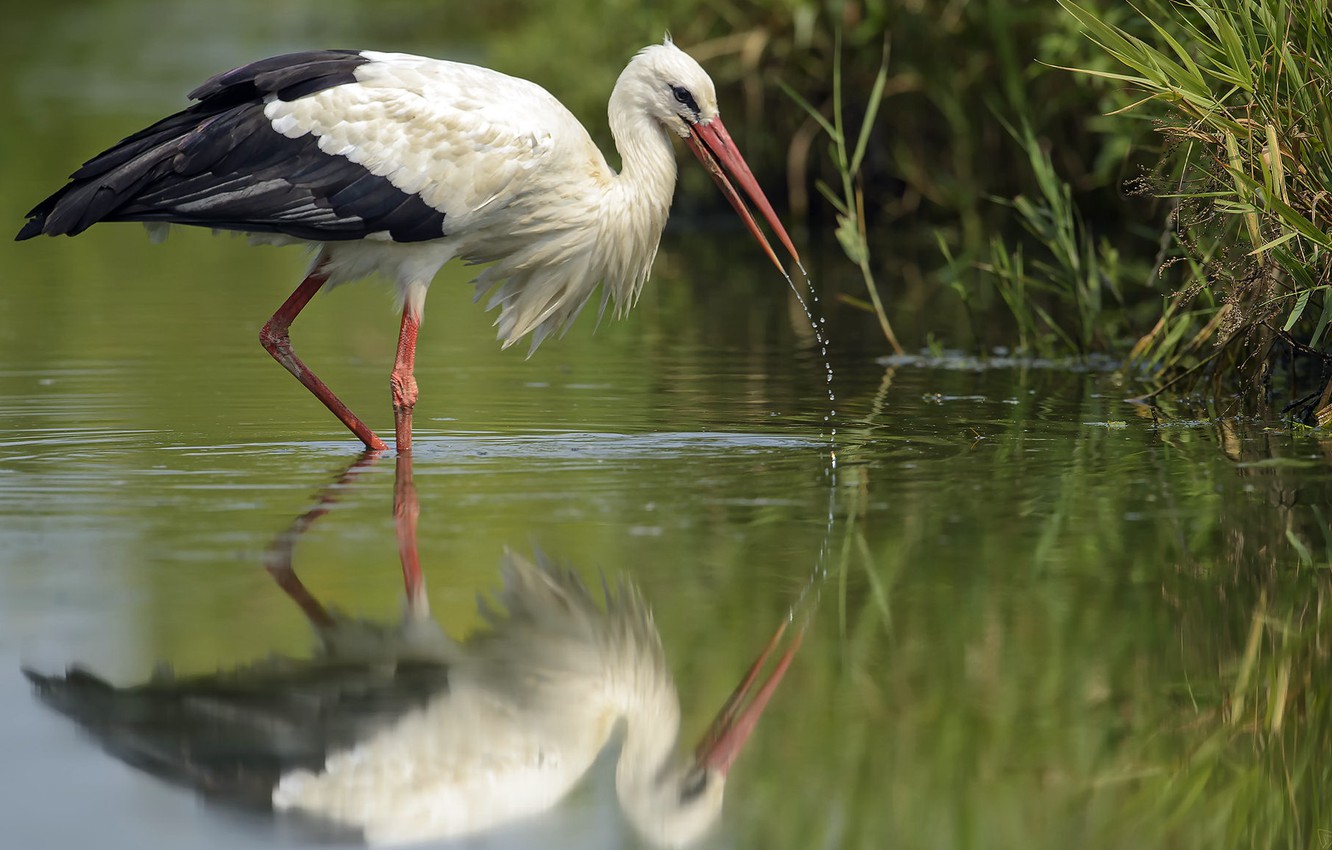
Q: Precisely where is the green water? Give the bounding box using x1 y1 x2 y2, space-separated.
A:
2 4 1330 849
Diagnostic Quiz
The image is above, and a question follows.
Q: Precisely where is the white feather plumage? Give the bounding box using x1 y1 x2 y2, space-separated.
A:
262 42 718 350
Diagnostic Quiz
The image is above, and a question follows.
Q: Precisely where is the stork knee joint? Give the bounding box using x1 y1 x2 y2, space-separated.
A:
391 373 419 410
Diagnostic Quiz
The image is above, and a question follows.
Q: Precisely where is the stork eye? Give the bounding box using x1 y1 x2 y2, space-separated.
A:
670 85 700 115
679 767 709 803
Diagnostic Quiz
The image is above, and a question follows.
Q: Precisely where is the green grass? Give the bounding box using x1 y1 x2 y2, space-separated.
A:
943 117 1129 358
783 32 902 354
1058 0 1332 403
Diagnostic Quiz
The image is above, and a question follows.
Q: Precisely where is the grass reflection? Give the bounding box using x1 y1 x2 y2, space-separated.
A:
775 386 1332 850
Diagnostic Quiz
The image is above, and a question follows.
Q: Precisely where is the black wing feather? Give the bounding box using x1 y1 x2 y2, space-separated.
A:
17 50 448 244
187 50 363 101
24 659 450 809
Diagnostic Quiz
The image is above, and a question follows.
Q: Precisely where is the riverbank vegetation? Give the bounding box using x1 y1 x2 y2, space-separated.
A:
425 1 1331 416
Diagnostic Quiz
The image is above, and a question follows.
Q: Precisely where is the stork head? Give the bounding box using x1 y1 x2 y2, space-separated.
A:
617 621 802 847
618 37 803 278
625 37 722 138
619 758 727 849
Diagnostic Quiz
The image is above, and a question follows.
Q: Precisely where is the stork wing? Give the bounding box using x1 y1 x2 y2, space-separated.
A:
23 656 450 809
17 50 590 244
265 52 602 226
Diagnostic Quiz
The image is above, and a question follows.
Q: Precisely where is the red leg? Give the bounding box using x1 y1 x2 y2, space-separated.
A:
393 449 427 616
391 308 421 453
259 261 388 452
262 452 382 627
266 565 336 628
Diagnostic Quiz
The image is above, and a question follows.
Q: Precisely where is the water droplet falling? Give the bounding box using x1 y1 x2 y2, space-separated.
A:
775 262 841 628
779 265 838 445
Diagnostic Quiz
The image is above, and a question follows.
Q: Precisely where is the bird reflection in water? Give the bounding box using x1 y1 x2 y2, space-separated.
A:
24 452 801 847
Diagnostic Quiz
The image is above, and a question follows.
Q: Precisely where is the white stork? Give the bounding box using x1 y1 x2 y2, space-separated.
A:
16 38 801 453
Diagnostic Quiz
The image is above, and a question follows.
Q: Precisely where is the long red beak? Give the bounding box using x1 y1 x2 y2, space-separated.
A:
685 117 802 277
693 620 802 776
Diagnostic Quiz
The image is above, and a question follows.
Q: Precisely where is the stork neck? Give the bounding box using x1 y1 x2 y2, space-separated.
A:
607 86 678 216
615 689 682 796
615 686 714 845
597 593 681 792
590 81 679 311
